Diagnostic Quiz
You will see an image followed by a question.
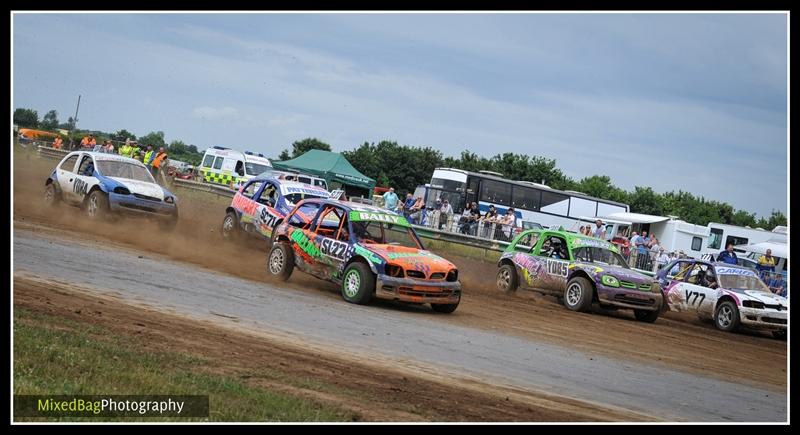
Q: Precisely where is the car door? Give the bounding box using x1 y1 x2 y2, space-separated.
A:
312 204 351 280
71 154 97 204
56 154 80 203
658 260 694 289
508 231 543 290
670 264 717 316
530 232 569 294
252 181 281 236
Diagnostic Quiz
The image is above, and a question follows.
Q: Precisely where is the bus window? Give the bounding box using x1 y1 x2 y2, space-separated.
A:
725 235 749 252
541 191 569 215
511 186 540 211
213 156 224 170
202 154 214 168
479 179 511 205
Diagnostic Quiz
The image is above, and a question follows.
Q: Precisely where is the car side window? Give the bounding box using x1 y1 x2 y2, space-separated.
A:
59 155 79 172
514 232 540 253
77 155 94 176
202 154 214 168
212 156 224 170
288 202 320 228
314 206 347 240
257 183 277 207
537 235 568 259
235 160 245 177
242 181 263 199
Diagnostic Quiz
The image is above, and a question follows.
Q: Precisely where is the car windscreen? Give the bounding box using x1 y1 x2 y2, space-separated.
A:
96 160 154 183
573 246 630 268
350 221 421 249
719 274 772 293
245 162 270 176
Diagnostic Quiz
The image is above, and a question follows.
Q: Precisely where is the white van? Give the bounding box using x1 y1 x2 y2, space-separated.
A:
199 147 272 187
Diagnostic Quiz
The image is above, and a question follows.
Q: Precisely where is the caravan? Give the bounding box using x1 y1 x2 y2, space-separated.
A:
199 146 272 188
572 213 710 257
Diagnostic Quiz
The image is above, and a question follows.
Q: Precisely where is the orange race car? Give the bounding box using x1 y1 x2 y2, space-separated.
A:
268 198 462 313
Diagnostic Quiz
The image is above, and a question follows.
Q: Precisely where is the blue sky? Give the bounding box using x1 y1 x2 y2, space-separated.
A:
12 13 787 218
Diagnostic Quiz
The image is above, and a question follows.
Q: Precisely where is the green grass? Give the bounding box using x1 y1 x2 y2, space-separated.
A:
13 308 353 422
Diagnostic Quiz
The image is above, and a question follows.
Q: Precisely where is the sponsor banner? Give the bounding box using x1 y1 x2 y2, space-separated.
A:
349 211 409 226
716 266 757 277
281 185 330 197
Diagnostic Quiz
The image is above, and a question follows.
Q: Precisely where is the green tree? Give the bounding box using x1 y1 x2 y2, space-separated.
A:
111 129 137 142
279 137 332 160
14 108 38 128
40 110 59 130
138 131 166 148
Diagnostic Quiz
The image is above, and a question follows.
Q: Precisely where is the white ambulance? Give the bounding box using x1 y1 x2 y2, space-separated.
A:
199 146 272 188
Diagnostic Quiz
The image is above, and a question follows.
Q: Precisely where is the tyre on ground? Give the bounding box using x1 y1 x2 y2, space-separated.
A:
85 190 110 220
714 300 741 332
341 262 375 305
221 211 240 241
563 276 593 312
268 242 294 281
496 264 518 293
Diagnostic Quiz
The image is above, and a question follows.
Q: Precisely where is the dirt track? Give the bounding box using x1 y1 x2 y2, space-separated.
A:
16 276 646 422
14 154 788 388
12 153 789 421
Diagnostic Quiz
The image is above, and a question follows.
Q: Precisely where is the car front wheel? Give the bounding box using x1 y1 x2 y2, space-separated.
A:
44 183 60 208
714 300 741 332
221 211 239 241
341 262 375 305
85 190 109 220
633 308 659 323
268 242 294 281
564 276 593 312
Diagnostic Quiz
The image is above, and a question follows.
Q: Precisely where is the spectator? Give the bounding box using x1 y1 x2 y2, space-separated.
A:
767 273 786 297
382 187 399 212
459 202 481 235
630 231 640 249
52 136 63 149
656 249 670 270
143 144 155 167
717 243 739 265
408 197 425 225
480 205 499 238
758 249 777 274
499 207 517 240
402 193 416 218
80 135 91 149
152 147 168 180
438 198 454 230
635 230 650 269
592 219 605 239
578 225 586 235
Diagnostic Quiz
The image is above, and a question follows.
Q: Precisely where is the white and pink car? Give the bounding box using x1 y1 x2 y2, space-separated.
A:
660 260 787 339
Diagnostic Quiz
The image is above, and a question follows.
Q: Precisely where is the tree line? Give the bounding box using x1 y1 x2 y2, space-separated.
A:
15 107 785 228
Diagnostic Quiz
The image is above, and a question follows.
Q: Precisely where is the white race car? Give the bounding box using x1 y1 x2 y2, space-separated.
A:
44 151 179 229
662 260 787 339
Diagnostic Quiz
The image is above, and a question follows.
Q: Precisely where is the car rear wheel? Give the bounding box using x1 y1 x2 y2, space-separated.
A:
221 211 240 241
85 190 109 220
633 308 660 323
268 242 294 281
496 264 518 293
44 183 60 208
714 300 740 332
341 262 374 305
564 276 593 312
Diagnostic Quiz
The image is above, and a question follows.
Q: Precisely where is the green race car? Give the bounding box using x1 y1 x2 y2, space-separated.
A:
496 229 663 322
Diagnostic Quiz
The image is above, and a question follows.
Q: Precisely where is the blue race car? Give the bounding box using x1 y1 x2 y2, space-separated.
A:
221 175 331 244
44 151 179 229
